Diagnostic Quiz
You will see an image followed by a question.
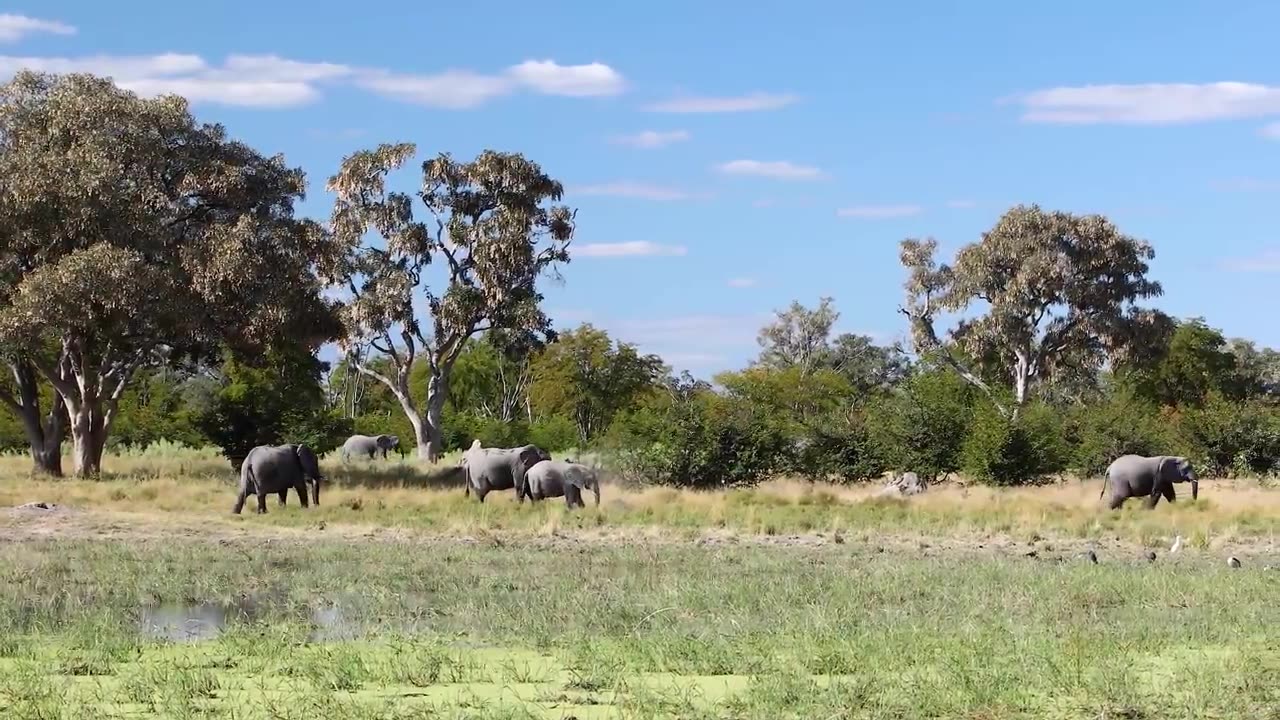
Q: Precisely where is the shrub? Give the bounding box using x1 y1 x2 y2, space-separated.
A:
528 415 579 453
1067 393 1177 477
867 369 975 482
787 415 886 483
1178 393 1280 477
608 394 787 489
961 402 1067 486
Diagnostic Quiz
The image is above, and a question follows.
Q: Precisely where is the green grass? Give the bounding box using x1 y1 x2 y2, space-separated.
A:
0 534 1278 718
2 447 1279 716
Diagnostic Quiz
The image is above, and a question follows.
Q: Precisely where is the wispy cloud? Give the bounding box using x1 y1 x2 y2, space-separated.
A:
1220 249 1280 273
836 204 923 218
645 92 798 113
727 277 758 288
0 14 75 43
1210 177 1280 192
610 129 691 149
569 181 704 201
0 52 626 109
716 159 824 180
1261 122 1280 140
574 241 687 258
1013 82 1280 125
946 199 976 209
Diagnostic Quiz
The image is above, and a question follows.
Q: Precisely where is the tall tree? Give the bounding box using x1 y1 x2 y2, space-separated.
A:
754 297 908 394
447 333 538 423
326 144 574 460
528 324 665 444
0 71 340 476
898 204 1162 418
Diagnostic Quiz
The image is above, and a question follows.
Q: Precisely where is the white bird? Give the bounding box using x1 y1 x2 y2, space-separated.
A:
1228 556 1242 568
1170 535 1184 554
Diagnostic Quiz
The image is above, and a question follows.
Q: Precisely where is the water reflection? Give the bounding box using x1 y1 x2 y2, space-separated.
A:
137 595 382 642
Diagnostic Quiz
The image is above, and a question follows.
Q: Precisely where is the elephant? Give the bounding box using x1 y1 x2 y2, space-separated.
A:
233 444 324 514
1100 454 1199 509
525 459 601 509
459 440 551 503
340 434 400 461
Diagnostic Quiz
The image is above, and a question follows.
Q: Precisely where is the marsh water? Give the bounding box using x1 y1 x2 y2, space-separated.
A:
137 594 370 642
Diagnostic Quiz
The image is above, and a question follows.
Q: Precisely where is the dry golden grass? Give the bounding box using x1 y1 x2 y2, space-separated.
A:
2 445 1279 553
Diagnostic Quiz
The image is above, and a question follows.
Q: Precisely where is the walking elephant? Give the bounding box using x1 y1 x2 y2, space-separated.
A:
460 440 551 503
525 459 601 509
233 444 324 515
1100 454 1199 510
340 434 400 461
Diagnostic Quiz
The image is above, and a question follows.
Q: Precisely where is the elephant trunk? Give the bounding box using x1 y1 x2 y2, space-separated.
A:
1191 478 1198 501
592 478 600 507
312 477 321 506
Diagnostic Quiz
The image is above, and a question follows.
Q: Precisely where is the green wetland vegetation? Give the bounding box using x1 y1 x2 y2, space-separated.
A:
2 489 1279 718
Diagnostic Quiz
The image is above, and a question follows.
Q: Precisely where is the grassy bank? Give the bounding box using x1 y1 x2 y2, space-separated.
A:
1 535 1278 718
2 448 1280 717
2 447 1279 551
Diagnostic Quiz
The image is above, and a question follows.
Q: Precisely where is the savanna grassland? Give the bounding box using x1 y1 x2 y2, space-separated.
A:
3 446 1280 719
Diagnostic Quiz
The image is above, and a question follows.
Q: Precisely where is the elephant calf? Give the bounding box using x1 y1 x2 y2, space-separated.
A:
1100 454 1199 510
340 434 400 462
525 459 601 509
234 444 324 515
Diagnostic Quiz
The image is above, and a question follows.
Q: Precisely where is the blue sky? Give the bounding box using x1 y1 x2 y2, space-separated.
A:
5 2 1280 377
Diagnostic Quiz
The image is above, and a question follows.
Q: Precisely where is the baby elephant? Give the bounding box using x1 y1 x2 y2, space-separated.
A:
525 459 601 509
1100 454 1198 510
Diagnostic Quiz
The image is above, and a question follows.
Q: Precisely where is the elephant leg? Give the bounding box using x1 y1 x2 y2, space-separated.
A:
233 486 248 514
296 480 310 508
1144 487 1162 509
278 489 288 506
1162 484 1176 503
256 485 269 514
1107 492 1126 510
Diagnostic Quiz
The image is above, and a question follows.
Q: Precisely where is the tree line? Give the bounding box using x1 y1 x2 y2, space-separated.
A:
1 71 1277 484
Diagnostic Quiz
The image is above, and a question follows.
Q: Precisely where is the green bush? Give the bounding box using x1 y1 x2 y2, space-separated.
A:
867 369 974 482
608 394 787 489
528 415 579 453
1178 393 1280 477
961 402 1067 486
787 416 886 483
1066 393 1177 477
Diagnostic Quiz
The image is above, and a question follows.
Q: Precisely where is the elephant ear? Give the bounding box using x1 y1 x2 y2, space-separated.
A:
1156 456 1172 482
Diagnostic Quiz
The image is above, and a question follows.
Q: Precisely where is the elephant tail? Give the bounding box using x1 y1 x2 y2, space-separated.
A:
1098 473 1108 500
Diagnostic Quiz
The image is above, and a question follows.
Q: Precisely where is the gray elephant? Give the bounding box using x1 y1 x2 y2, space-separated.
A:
460 440 551 503
525 459 601 509
233 444 324 514
1100 454 1199 509
340 434 400 461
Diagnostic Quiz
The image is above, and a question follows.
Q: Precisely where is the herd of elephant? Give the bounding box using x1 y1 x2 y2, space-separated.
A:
229 428 1197 515
231 434 601 515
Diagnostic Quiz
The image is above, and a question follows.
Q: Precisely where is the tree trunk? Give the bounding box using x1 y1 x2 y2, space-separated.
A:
23 413 64 476
423 371 448 462
68 404 108 478
2 359 66 476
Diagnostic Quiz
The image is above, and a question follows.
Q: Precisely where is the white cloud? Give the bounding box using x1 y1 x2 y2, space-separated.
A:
0 14 75 43
1220 249 1280 273
727 277 757 288
0 52 625 110
645 91 798 113
507 59 625 96
836 204 923 218
716 159 824 180
1261 122 1280 139
355 69 513 109
946 199 976 209
569 182 703 201
574 241 687 258
1015 82 1280 125
611 129 690 149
